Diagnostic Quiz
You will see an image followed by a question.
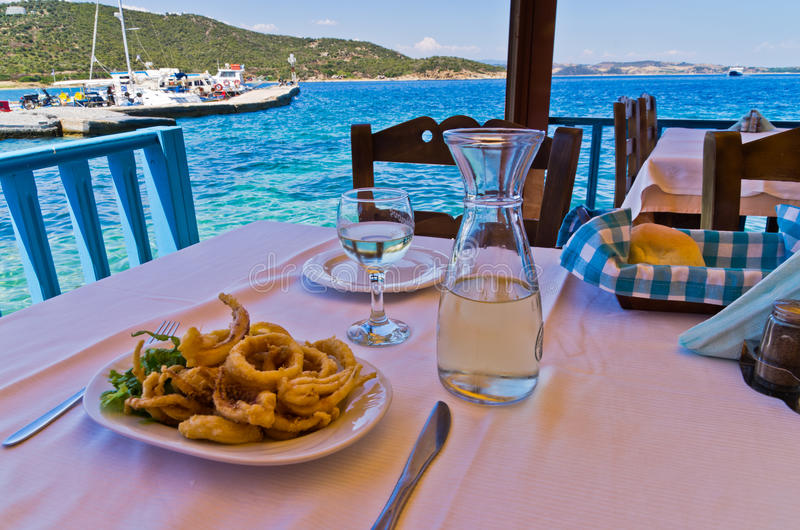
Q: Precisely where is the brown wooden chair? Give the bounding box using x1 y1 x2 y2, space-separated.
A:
701 128 800 230
350 115 582 247
638 93 658 160
613 96 642 207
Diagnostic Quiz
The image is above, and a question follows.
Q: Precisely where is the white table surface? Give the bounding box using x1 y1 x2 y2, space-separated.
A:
3 220 800 529
621 127 800 220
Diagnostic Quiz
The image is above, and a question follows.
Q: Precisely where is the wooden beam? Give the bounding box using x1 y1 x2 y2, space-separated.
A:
505 0 557 130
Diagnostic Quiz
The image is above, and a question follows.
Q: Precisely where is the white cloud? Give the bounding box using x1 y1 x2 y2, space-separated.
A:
399 36 479 57
251 23 278 33
658 49 697 59
121 4 153 12
313 18 338 26
754 39 800 53
239 22 278 33
582 49 594 56
755 41 775 52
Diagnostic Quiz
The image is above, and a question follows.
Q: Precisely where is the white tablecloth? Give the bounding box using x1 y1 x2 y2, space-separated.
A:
3 221 800 529
621 127 800 219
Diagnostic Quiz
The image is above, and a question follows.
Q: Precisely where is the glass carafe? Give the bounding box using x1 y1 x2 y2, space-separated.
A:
437 128 545 405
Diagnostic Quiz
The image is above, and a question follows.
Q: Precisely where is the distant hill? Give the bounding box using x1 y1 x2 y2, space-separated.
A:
0 0 505 82
553 60 800 76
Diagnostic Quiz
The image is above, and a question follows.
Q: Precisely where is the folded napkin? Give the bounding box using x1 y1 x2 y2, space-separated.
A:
728 109 776 132
555 205 611 247
678 248 800 359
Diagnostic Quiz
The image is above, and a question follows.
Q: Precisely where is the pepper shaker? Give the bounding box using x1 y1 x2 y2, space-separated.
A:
755 300 800 390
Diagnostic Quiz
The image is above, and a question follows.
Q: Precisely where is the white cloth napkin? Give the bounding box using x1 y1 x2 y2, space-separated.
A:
728 109 776 132
678 249 800 359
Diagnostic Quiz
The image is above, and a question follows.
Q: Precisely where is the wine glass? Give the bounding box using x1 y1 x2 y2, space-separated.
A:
337 187 414 346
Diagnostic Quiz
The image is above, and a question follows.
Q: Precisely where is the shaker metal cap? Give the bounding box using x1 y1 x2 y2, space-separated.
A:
772 299 800 323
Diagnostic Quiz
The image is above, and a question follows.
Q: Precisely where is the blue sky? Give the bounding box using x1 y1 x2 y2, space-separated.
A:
55 1 800 66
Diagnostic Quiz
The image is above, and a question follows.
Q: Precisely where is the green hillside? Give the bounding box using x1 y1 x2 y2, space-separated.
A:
0 0 504 82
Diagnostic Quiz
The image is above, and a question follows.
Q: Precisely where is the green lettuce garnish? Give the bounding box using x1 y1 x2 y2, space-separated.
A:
100 329 185 411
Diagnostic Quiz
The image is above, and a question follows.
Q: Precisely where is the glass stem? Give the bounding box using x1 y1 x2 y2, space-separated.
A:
368 268 388 325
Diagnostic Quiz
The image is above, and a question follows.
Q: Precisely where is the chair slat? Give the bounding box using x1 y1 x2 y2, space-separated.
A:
58 160 111 283
0 171 60 302
702 128 800 230
351 115 582 246
613 95 652 208
141 127 199 254
536 127 583 248
107 151 152 266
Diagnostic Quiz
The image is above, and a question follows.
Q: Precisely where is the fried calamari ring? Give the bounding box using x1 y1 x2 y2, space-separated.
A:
179 293 250 367
300 344 338 378
223 333 304 390
165 366 219 406
178 415 263 444
249 321 291 337
311 337 357 370
213 369 277 428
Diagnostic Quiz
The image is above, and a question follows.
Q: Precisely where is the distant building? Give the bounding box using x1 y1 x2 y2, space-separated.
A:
5 6 26 15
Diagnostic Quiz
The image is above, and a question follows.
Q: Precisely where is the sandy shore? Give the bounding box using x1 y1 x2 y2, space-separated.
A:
0 81 42 89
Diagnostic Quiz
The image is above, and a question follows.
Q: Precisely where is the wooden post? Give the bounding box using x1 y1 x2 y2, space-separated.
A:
141 127 199 254
108 150 152 266
0 171 60 302
59 159 111 283
505 0 557 131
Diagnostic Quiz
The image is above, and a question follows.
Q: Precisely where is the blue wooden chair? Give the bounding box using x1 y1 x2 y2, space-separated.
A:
0 126 199 310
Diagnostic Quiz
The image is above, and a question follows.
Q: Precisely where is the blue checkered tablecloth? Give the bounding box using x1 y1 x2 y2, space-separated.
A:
559 207 798 306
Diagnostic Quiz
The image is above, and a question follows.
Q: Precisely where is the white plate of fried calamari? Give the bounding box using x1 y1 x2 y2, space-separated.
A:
83 294 392 466
301 246 448 293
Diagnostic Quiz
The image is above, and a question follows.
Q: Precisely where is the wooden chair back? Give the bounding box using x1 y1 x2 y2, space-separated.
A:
351 115 582 247
701 128 800 230
613 96 641 207
638 93 658 160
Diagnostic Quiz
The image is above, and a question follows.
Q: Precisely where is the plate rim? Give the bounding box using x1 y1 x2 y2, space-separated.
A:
84 350 393 466
301 245 448 293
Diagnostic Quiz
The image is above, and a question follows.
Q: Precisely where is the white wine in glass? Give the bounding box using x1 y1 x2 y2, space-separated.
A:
337 188 414 346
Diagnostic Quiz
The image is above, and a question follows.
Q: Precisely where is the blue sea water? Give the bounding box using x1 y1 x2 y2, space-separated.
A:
1 74 800 313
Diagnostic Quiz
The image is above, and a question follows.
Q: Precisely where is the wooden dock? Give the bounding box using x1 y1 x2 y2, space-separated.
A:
0 85 299 138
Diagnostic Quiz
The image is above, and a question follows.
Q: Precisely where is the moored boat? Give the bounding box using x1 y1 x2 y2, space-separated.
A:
212 64 249 95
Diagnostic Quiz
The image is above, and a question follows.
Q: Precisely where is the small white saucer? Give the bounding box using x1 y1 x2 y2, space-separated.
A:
302 246 448 293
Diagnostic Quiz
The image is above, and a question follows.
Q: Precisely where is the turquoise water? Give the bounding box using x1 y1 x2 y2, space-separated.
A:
2 75 800 313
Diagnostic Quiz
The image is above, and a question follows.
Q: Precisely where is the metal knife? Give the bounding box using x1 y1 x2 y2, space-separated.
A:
3 387 86 447
372 401 452 530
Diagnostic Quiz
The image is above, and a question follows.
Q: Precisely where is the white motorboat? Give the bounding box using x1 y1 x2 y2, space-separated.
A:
212 64 249 95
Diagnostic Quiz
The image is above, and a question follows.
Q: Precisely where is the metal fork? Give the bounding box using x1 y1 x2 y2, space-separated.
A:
2 320 180 448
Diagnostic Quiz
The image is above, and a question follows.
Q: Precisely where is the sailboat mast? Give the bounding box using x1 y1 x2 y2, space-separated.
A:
117 0 133 79
89 0 99 80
